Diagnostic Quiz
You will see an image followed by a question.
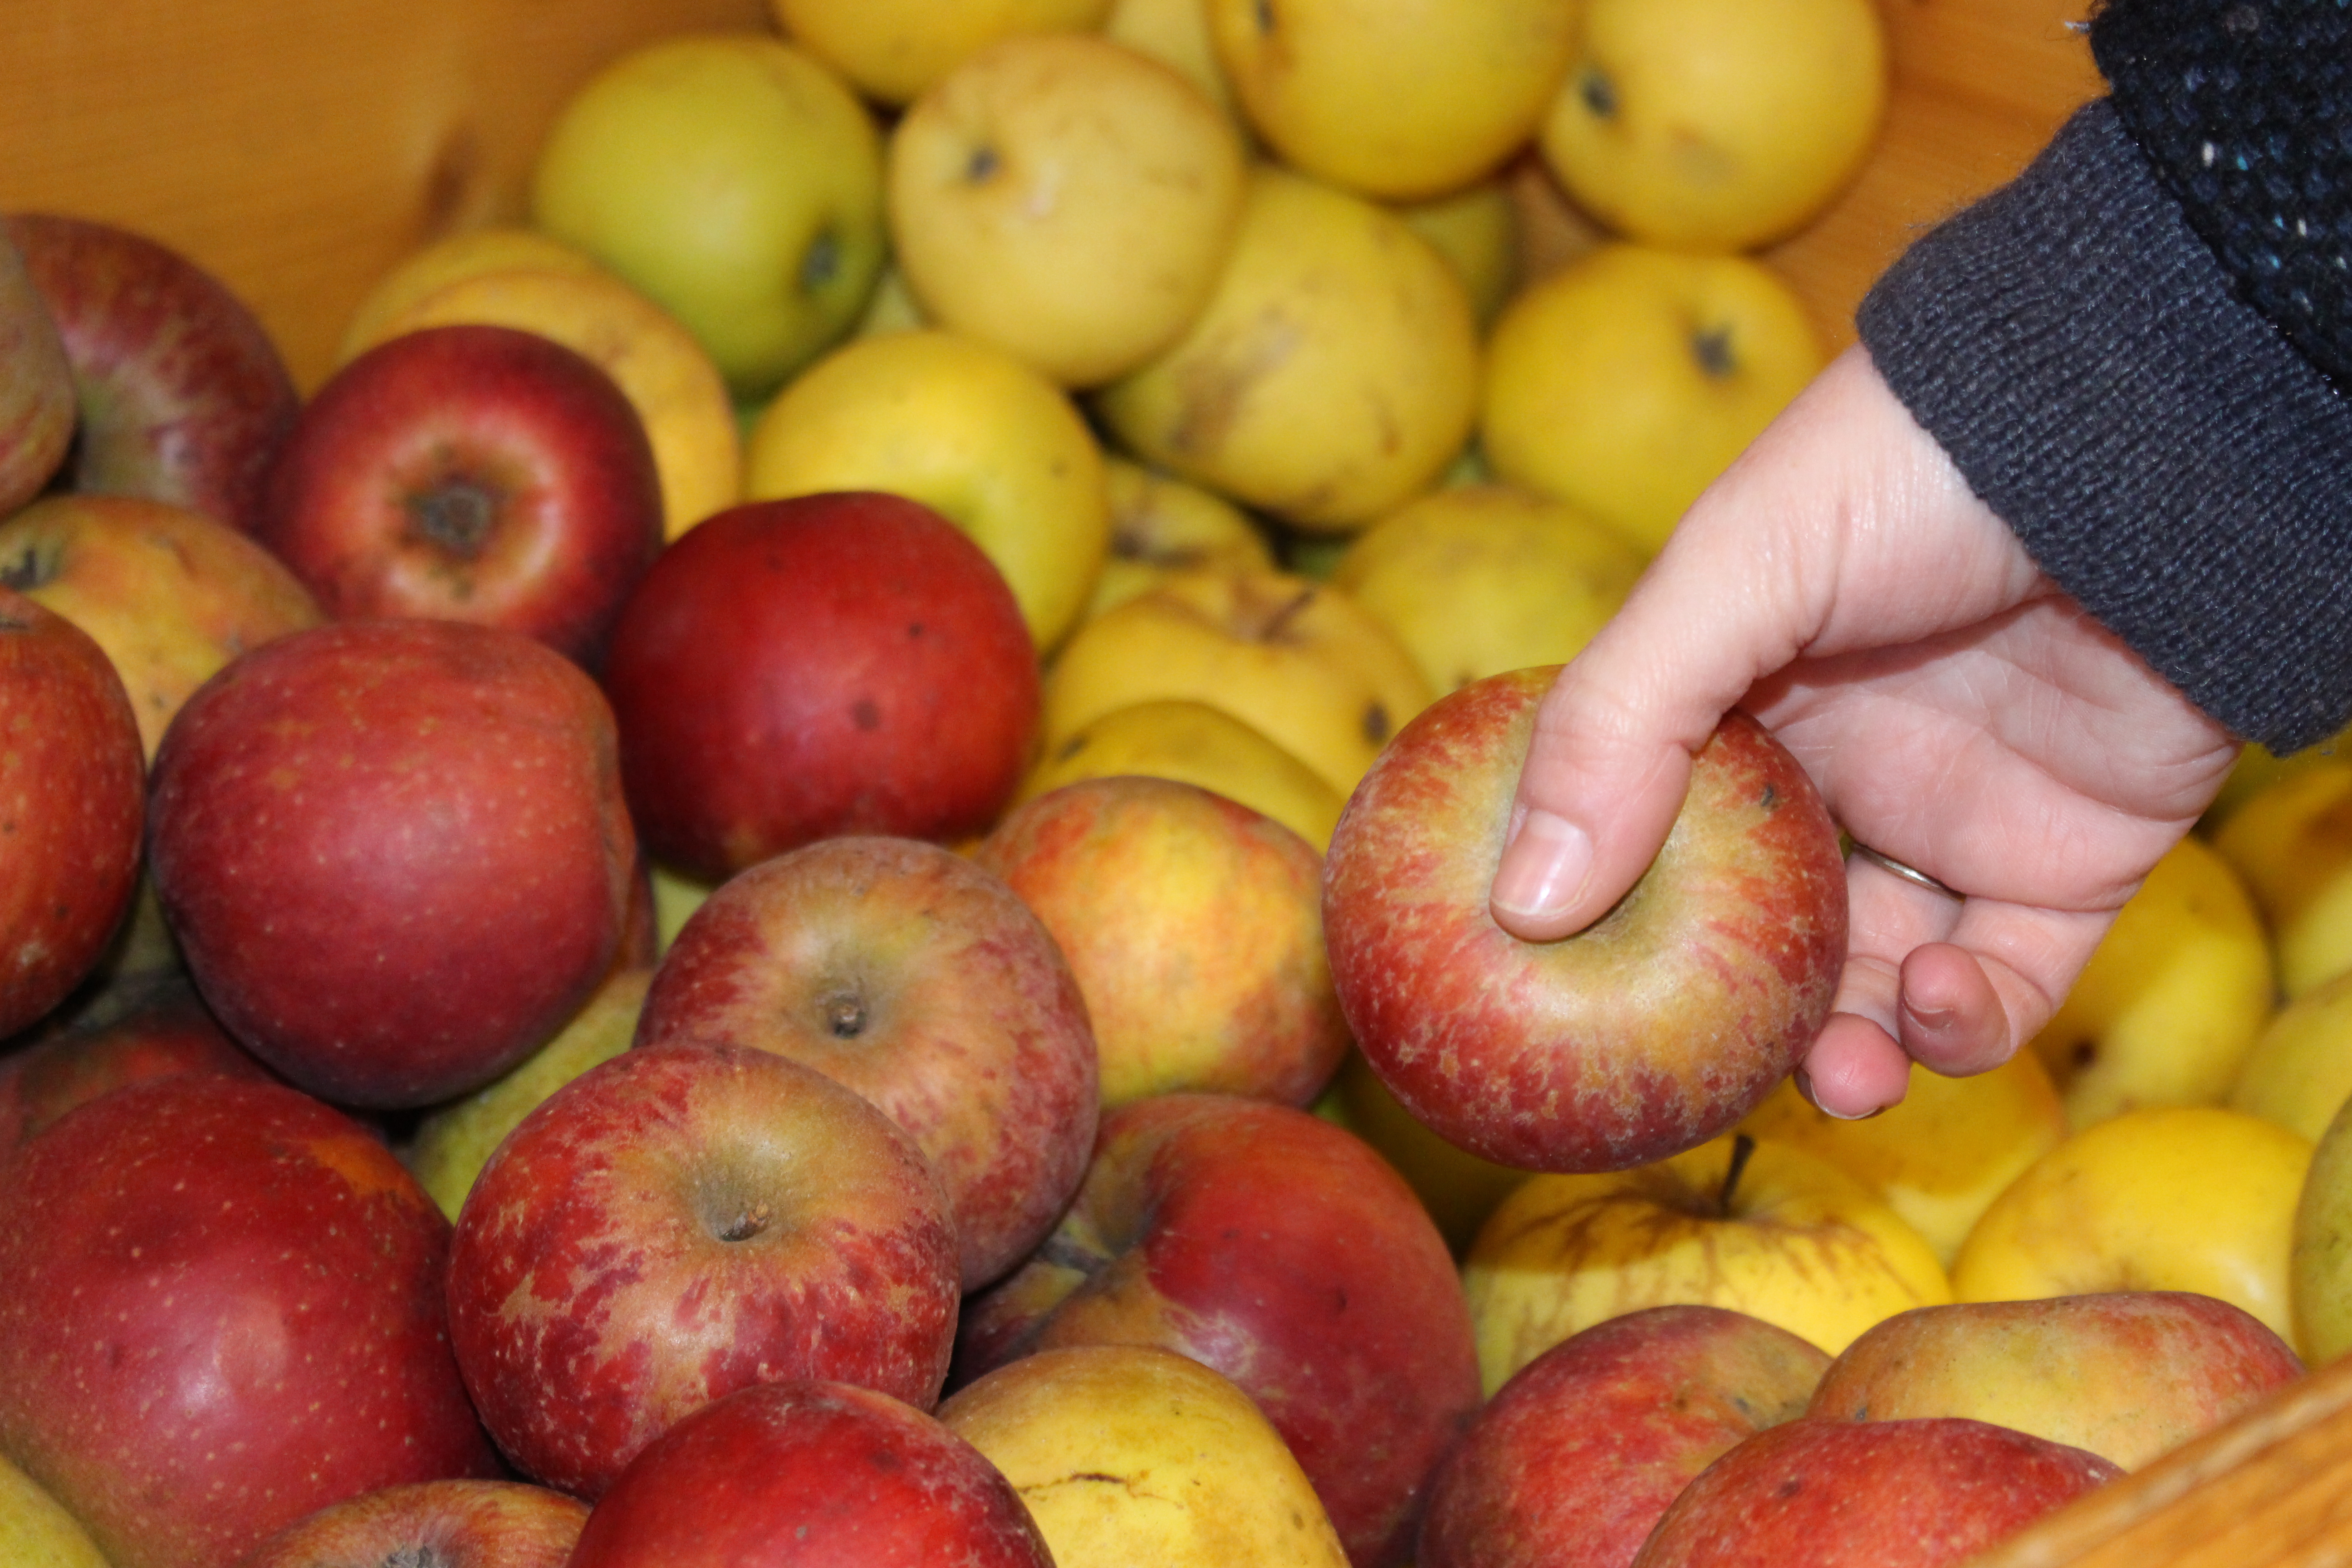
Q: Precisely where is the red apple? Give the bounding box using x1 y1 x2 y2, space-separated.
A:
255 323 663 669
0 1074 500 1568
1322 664 1847 1173
568 1380 1055 1568
1418 1305 1832 1568
0 226 74 515
1629 1416 2121 1568
3 212 299 533
599 492 1041 883
0 586 144 1039
236 1479 589 1568
956 1092 1483 1568
145 617 636 1108
0 970 273 1156
636 834 1098 1290
971 774 1350 1108
445 1041 961 1499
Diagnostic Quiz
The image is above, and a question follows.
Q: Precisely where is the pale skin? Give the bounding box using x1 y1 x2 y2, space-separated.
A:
1489 345 2241 1119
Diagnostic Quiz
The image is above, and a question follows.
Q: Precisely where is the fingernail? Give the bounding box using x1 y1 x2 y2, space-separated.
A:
1491 809 1592 921
1793 1067 1887 1122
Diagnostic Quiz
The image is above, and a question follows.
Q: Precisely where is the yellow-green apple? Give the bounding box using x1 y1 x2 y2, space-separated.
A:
529 34 887 401
0 229 74 516
2212 758 2352 999
1737 1052 2069 1268
939 1344 1353 1568
970 775 1345 1107
2027 833 2274 1130
956 1093 1481 1568
1314 1046 1529 1255
1537 0 1887 252
1461 1134 1951 1394
0 1076 500 1568
768 0 1115 107
743 327 1111 652
335 225 606 363
1329 482 1645 695
0 972 272 1158
445 1042 960 1498
634 835 1099 1290
1084 456 1276 623
0 588 143 1041
1806 1293 2303 1472
1394 176 1523 328
255 323 664 669
236 1480 588 1568
888 34 1246 389
1205 0 1576 200
4 213 300 533
402 965 652 1222
1480 242 1823 556
1014 696 1344 852
1042 566 1434 799
1952 1106 2314 1348
146 619 637 1108
0 492 322 759
1106 0 1244 122
1094 164 1480 533
1422 1305 1827 1568
1323 666 1847 1172
598 493 1040 883
2293 1088 2352 1363
1630 1417 2118 1568
567 1380 1055 1568
0 1451 109 1568
2231 969 2352 1141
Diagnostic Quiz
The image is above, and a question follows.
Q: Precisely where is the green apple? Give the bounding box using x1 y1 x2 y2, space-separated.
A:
2294 1089 2352 1362
2231 969 2352 1142
529 32 887 401
0 1451 108 1568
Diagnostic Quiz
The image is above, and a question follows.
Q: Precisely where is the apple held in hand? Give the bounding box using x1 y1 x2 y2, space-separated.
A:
446 1042 961 1498
1323 664 1847 1173
256 323 663 667
601 492 1039 882
4 212 300 533
146 618 637 1108
0 587 144 1041
237 1480 588 1568
0 1075 500 1568
569 1380 1054 1568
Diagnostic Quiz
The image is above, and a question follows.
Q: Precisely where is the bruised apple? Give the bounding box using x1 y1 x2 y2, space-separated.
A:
1323 665 1847 1172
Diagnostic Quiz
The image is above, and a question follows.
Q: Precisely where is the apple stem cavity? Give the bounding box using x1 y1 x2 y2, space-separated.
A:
799 230 842 295
821 988 869 1039
1717 1132 1757 1218
0 536 58 593
714 1200 774 1244
406 479 500 558
1254 0 1277 35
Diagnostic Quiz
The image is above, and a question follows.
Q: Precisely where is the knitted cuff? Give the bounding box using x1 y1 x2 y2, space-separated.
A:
1857 99 2352 753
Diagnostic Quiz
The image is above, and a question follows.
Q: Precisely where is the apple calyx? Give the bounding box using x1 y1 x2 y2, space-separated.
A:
1718 1130 1758 1218
0 534 58 593
1691 326 1738 379
406 478 503 558
1577 67 1619 122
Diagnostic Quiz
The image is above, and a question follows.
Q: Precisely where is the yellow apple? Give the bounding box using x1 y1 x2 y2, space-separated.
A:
744 327 1111 652
1015 697 1343 851
1393 176 1523 328
850 262 929 338
937 1344 1351 1568
769 0 1115 108
2027 833 2275 1131
2230 969 2352 1142
342 265 743 541
1462 1132 1951 1395
1737 1051 2069 1270
1537 0 1888 251
2292 1090 2352 1362
336 225 603 364
1094 164 1482 534
530 33 887 400
1041 566 1435 798
1105 0 1242 124
1480 242 1823 556
1204 0 1578 200
1951 1106 2314 1348
1315 1047 1529 1256
887 33 1248 389
1329 481 1645 696
0 1452 108 1568
2213 758 2352 999
1085 457 1275 623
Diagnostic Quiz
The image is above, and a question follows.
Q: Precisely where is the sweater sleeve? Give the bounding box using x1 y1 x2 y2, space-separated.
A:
1855 97 2352 754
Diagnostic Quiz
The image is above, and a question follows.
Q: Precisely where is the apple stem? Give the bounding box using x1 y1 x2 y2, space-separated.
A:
1718 1132 1756 1217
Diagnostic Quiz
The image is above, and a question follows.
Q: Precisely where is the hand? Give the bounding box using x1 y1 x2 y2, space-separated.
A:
1487 345 2240 1117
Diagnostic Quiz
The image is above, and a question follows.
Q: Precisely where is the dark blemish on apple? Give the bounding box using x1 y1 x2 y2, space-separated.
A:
1055 734 1088 762
800 230 841 295
1578 67 1618 122
823 990 868 1039
1255 0 1276 34
1777 1477 1803 1499
965 145 1002 184
1069 1472 1124 1485
1759 783 1778 810
1362 701 1392 746
852 699 882 730
906 622 925 640
1692 326 1738 379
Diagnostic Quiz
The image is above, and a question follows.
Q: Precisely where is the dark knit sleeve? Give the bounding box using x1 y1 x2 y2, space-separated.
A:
1856 98 2352 753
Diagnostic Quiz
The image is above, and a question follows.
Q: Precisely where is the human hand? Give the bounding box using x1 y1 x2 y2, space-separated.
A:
1487 345 2240 1117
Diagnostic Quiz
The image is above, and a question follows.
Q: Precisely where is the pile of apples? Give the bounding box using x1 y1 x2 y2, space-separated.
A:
4 1 2347 1567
